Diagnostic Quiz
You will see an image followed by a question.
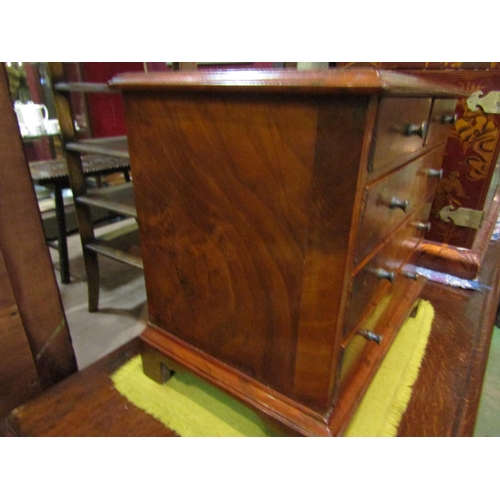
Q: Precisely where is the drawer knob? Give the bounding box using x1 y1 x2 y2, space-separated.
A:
402 270 419 280
428 168 443 179
417 221 431 232
389 197 410 212
374 268 396 282
440 114 457 125
404 121 428 138
357 330 383 345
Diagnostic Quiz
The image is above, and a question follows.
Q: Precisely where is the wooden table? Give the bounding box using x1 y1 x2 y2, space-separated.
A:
398 238 500 436
29 155 131 284
2 238 499 437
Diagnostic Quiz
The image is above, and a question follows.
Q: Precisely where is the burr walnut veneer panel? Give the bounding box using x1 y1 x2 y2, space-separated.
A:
111 69 463 435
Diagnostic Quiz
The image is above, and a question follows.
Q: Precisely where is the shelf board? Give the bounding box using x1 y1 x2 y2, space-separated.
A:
85 240 143 269
65 136 129 159
54 82 119 93
75 183 137 218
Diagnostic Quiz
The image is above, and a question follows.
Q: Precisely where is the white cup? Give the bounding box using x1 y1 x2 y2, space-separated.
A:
26 124 45 136
45 119 60 135
14 101 50 136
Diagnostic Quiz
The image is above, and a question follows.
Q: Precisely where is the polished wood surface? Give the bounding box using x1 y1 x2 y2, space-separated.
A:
0 340 176 437
370 97 432 177
425 98 458 147
408 70 500 254
4 236 499 436
110 69 466 96
110 70 462 435
399 237 500 436
419 183 500 279
0 69 485 437
0 64 77 396
356 147 443 265
65 136 129 159
126 92 371 416
346 205 431 336
0 249 41 418
330 275 426 435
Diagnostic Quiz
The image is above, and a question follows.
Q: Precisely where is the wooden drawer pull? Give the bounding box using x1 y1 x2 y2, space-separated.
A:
428 168 443 179
389 197 410 212
357 330 383 344
404 121 428 138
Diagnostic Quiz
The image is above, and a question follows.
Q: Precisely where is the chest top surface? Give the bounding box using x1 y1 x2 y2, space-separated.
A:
110 68 465 98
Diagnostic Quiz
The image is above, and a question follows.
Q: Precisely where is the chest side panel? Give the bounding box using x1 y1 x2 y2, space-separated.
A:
125 92 319 396
292 96 370 411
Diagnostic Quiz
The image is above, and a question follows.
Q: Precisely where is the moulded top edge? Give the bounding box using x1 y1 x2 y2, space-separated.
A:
109 68 467 97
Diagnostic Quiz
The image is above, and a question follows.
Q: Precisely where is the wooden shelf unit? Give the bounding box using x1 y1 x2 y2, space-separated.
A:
48 62 141 311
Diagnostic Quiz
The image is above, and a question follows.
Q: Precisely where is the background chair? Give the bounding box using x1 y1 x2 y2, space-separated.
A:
48 62 142 312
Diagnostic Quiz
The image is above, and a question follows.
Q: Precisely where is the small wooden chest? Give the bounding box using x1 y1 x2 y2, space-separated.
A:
111 69 463 435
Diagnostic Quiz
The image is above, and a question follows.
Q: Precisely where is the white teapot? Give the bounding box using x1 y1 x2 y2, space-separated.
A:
14 100 49 136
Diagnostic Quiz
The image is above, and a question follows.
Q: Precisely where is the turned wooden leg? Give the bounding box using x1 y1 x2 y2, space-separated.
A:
74 202 100 312
53 183 71 284
83 249 100 312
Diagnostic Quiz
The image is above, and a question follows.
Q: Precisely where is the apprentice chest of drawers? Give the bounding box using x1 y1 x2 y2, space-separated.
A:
110 69 463 436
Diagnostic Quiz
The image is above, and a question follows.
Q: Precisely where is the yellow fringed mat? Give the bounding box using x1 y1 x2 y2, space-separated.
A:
111 300 434 437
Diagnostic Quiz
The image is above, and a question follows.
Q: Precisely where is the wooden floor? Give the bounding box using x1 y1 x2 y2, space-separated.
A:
2 238 500 437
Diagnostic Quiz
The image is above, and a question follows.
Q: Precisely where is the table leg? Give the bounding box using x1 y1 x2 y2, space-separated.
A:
53 183 70 284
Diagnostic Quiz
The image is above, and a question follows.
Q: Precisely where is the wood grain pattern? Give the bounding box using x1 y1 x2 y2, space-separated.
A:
2 340 177 437
330 275 426 435
291 97 369 410
0 250 41 418
370 97 432 177
346 203 432 337
356 146 445 266
110 69 467 97
4 236 498 438
114 70 462 435
418 183 500 279
0 64 77 389
399 238 500 436
126 93 323 397
425 98 458 147
406 70 500 251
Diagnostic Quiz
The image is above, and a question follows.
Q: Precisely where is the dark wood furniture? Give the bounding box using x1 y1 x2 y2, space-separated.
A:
414 70 500 279
22 130 61 159
0 64 77 420
107 69 463 436
3 235 499 437
337 64 500 279
29 155 132 284
48 63 141 311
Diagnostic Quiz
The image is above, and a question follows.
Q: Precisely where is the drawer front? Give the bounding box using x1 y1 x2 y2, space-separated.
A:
346 202 432 337
338 333 371 393
370 97 432 178
337 270 416 394
425 98 457 147
356 146 444 264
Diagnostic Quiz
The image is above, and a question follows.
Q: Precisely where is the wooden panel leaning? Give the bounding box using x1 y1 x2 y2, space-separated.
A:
110 69 465 436
0 64 77 418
